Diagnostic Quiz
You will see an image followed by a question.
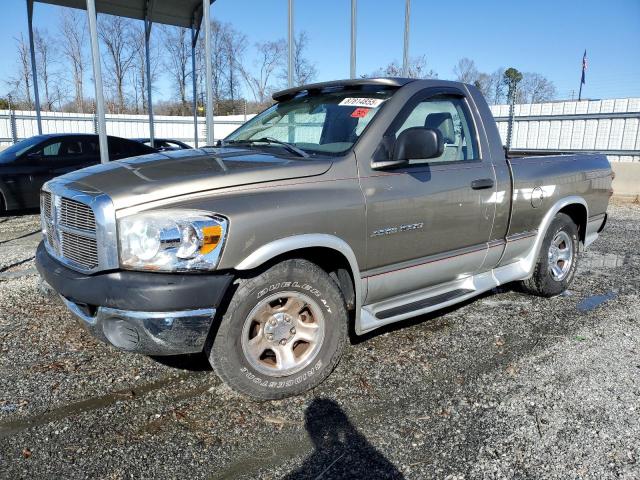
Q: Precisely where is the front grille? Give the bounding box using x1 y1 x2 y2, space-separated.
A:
61 231 99 269
41 191 99 271
60 198 96 232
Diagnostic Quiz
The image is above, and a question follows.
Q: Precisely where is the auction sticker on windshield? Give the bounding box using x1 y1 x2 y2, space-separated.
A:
339 97 385 108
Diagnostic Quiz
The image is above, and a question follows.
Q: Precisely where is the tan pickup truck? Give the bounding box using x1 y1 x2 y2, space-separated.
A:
37 78 612 399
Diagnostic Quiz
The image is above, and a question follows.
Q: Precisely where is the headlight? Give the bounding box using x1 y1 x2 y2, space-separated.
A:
118 210 228 271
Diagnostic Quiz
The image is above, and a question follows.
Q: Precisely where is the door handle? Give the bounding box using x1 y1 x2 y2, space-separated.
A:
471 178 494 190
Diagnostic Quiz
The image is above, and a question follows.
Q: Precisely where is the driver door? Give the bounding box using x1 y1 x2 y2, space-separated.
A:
360 91 497 303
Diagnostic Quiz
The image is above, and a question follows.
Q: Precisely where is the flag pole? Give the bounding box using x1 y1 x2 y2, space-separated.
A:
578 77 583 102
578 50 586 101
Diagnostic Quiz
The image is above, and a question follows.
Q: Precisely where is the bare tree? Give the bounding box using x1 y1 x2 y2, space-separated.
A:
59 9 86 112
518 72 557 103
241 40 285 104
223 26 247 105
453 57 479 84
196 20 229 110
473 72 492 99
99 16 136 113
129 26 160 114
369 55 437 79
291 31 316 86
12 34 33 108
488 68 506 104
34 28 64 111
162 26 190 112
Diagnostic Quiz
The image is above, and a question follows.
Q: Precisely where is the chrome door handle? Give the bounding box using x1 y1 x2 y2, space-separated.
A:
471 178 494 190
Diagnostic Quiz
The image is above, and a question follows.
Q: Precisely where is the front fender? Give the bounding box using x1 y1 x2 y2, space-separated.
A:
235 233 364 328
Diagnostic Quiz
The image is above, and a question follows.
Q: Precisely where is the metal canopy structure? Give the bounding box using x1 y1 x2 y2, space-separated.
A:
23 0 387 161
36 0 207 28
30 0 215 162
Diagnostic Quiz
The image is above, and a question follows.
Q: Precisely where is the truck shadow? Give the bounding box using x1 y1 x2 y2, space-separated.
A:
149 353 212 372
284 398 405 479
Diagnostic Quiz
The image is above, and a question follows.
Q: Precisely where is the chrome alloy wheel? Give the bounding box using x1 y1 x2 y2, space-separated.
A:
548 230 573 281
241 291 326 377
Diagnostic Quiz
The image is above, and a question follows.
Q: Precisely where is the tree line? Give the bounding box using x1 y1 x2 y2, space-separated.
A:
3 10 317 116
1 10 557 115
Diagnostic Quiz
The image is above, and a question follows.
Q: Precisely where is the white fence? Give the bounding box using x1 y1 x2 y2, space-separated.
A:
2 98 640 162
0 110 249 147
490 98 640 162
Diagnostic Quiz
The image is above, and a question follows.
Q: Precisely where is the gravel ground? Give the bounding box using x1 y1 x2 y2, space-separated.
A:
0 201 639 480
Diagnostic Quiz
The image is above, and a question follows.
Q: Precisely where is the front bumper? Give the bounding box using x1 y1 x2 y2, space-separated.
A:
36 242 234 355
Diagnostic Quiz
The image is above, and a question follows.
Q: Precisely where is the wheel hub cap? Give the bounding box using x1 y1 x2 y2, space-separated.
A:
241 291 325 377
548 230 573 281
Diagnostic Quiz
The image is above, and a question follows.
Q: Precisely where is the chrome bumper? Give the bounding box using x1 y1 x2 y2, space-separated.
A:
60 296 216 355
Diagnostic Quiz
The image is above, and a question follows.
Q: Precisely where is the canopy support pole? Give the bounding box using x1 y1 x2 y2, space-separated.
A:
86 0 109 163
144 0 155 148
203 0 214 145
191 17 200 148
287 0 294 87
350 0 356 79
26 0 42 135
402 0 410 77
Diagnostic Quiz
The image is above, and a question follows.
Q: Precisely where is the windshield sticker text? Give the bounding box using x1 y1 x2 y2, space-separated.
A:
339 97 385 108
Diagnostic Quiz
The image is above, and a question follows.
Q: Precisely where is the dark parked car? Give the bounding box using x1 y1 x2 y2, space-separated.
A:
134 138 192 151
0 134 155 213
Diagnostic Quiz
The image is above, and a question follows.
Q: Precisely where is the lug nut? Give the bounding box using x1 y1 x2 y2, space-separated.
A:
266 334 273 340
269 319 277 326
285 316 291 323
290 328 296 334
279 339 287 345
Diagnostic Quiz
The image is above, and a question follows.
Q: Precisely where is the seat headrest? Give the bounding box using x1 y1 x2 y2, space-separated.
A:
424 112 455 144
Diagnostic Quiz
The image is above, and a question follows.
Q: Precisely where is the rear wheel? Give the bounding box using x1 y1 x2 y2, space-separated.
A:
520 213 579 297
209 259 347 400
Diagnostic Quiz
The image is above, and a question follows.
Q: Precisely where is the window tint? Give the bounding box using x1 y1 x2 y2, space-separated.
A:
395 96 477 164
41 142 62 157
61 140 84 156
83 139 99 156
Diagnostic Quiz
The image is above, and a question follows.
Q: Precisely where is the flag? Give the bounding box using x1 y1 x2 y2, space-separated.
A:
581 50 588 85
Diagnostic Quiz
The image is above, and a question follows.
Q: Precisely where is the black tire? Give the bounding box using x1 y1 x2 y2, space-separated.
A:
209 259 348 400
520 212 579 297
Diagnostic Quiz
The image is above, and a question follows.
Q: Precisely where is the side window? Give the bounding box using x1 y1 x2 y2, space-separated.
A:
60 140 84 157
394 96 477 164
40 141 62 157
83 139 99 156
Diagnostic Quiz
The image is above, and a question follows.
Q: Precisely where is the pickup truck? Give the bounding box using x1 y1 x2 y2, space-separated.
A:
36 78 612 400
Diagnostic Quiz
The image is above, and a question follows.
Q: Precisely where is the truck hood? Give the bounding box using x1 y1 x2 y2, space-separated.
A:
56 147 333 209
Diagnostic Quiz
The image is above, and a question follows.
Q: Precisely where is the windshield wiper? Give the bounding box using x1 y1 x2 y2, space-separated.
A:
225 137 309 158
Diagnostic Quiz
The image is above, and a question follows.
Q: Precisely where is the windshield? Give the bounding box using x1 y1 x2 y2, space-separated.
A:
224 89 395 156
0 136 45 164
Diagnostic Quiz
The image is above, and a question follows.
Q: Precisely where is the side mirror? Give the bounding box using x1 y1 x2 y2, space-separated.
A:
394 127 444 162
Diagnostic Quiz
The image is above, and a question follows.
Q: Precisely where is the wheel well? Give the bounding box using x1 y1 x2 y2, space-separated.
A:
242 247 357 311
558 203 587 243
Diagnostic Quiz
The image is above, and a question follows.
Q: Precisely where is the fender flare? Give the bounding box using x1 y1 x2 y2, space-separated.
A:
235 234 364 326
522 195 588 278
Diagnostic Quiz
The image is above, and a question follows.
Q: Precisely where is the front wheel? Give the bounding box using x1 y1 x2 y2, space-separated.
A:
520 212 579 297
209 259 348 400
